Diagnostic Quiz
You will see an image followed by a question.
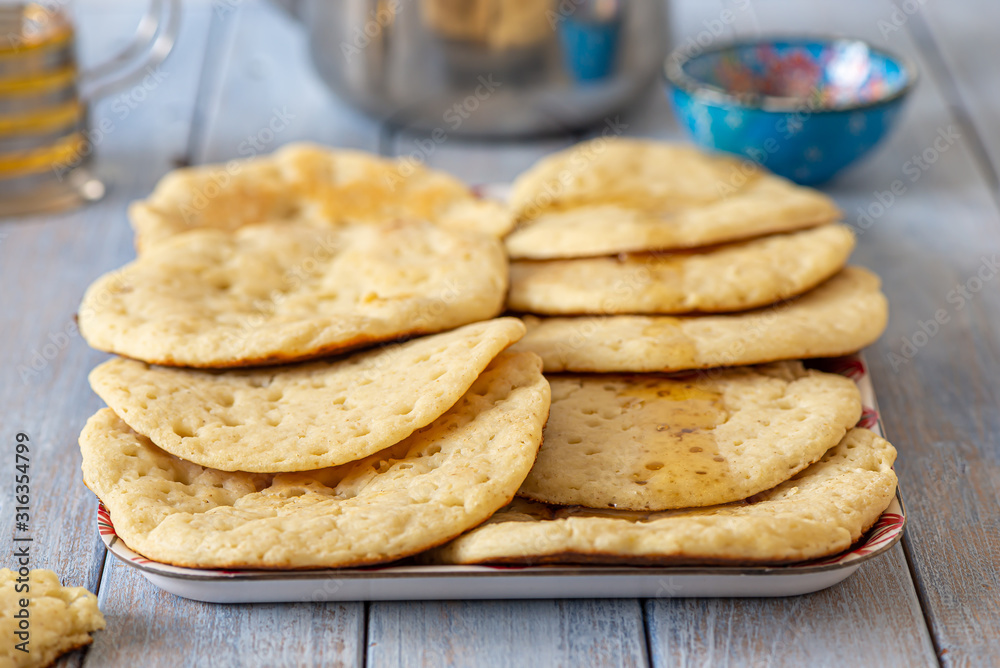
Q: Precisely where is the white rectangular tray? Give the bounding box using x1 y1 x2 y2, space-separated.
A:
98 354 904 602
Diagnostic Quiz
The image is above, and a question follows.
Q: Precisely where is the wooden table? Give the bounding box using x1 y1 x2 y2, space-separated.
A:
2 0 997 665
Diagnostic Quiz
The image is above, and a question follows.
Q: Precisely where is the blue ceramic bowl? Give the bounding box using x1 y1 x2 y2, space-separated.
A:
665 37 917 184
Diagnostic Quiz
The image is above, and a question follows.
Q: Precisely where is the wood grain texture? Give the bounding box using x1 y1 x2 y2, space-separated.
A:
85 559 363 667
826 4 1000 666
367 599 647 668
916 1 1000 192
645 545 936 668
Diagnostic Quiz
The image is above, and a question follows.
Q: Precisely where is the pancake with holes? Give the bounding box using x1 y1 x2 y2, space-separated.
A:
429 428 897 566
517 362 861 511
505 138 840 259
80 351 550 570
89 319 525 472
512 267 888 373
507 224 854 315
78 220 508 368
129 142 514 251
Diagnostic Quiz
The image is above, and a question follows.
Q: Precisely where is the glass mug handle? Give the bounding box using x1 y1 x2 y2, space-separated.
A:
77 0 182 101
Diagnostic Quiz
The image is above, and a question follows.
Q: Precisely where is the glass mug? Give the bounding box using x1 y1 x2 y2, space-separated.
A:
0 0 179 217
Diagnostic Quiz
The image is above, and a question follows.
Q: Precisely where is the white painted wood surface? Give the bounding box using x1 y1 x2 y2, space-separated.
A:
368 599 647 668
0 0 995 665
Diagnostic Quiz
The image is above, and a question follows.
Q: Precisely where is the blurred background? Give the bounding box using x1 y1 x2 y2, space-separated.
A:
0 0 994 224
4 0 995 212
3 0 997 327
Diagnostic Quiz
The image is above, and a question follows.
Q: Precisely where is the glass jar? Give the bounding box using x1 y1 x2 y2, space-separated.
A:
0 0 179 216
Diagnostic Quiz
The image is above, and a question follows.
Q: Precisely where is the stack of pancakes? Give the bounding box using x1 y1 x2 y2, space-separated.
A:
80 319 551 570
435 139 897 566
78 150 550 569
76 140 898 570
504 139 888 372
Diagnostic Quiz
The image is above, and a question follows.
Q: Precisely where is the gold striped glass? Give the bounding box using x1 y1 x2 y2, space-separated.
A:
0 1 178 217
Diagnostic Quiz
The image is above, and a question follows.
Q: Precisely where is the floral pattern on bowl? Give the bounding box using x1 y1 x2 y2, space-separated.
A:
665 37 917 184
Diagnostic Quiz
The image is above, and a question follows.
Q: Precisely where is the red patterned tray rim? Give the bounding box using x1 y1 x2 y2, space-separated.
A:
96 352 906 581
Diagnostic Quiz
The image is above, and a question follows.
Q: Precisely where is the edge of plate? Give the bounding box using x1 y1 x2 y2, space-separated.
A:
96 352 905 587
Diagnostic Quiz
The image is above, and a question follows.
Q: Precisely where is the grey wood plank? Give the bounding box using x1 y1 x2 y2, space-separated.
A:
819 4 1000 664
86 559 363 668
646 545 935 668
0 3 212 667
195 0 381 164
916 0 1000 193
367 599 647 668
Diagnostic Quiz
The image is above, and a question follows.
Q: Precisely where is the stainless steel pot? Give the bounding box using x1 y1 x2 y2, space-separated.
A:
274 0 669 136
